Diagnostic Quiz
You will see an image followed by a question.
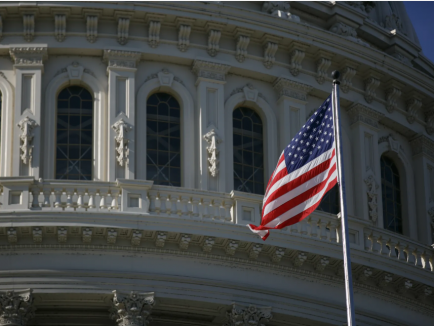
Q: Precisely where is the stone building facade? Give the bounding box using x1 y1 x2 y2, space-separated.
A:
0 1 433 325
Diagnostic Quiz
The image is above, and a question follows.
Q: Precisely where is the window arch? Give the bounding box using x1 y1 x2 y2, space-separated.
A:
381 155 403 234
233 107 264 195
146 93 181 186
55 86 93 180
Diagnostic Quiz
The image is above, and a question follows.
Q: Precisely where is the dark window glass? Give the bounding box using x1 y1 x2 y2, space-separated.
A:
146 93 181 187
317 184 340 214
381 156 403 234
55 86 93 180
233 107 264 195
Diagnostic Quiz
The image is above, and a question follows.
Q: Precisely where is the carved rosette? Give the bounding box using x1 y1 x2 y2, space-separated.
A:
112 119 133 167
364 174 379 223
203 129 222 177
17 116 38 165
110 291 155 326
224 303 272 326
0 289 35 326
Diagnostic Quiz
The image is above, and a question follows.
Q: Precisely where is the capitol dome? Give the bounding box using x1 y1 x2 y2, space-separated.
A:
0 2 433 326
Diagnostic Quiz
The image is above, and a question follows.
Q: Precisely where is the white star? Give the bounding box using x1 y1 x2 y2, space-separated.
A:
321 139 324 142
312 144 315 147
327 124 330 127
291 161 294 165
303 149 306 152
299 132 302 135
300 156 303 160
314 112 318 115
316 121 320 124
322 123 325 126
309 151 313 155
325 115 328 118
318 145 321 149
303 133 307 137
303 125 305 128
320 114 323 117
313 128 317 132
297 147 300 151
326 140 329 143
292 146 295 149
311 119 314 122
294 154 298 158
288 152 292 156
327 98 330 102
300 140 304 143
307 126 310 130
315 137 319 140
309 135 313 139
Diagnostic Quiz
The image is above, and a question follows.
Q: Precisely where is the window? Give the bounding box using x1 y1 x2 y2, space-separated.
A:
146 93 181 186
56 86 93 180
233 107 264 195
317 184 340 214
381 156 403 234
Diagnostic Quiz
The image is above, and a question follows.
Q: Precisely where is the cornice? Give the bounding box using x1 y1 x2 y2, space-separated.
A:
273 77 313 102
347 103 384 129
9 46 47 67
103 49 142 69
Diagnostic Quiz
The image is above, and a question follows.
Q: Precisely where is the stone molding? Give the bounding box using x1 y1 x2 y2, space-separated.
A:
347 103 384 129
364 174 379 223
0 289 35 326
224 303 272 326
9 46 48 66
273 77 312 101
103 49 142 69
315 51 332 84
410 135 434 160
110 291 155 326
329 22 357 37
203 128 222 177
17 116 37 165
192 59 231 82
112 119 133 167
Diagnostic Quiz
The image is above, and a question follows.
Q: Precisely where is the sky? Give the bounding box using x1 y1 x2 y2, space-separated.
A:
404 1 434 63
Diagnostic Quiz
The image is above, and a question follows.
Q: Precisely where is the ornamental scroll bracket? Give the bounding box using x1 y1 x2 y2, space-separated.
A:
17 116 37 165
112 118 133 167
203 128 222 177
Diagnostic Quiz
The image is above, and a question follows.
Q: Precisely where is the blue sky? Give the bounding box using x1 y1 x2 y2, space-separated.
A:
404 1 434 63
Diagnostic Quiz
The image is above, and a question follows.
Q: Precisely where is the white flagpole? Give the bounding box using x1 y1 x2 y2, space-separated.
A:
331 70 356 326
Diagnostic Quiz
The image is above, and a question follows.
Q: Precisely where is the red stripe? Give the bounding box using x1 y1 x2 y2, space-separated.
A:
261 163 337 225
263 152 335 210
265 153 284 195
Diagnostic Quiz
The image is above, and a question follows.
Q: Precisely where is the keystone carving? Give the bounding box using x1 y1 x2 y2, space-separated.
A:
357 267 373 282
148 21 161 48
271 248 285 263
406 98 422 124
225 240 239 256
107 229 118 244
364 174 379 222
54 14 66 42
155 232 167 247
58 227 67 243
86 15 98 43
178 24 191 52
263 41 278 69
82 227 92 243
249 244 263 260
236 35 250 62
207 29 221 57
110 291 154 326
112 119 133 167
203 129 222 177
17 116 37 165
179 234 191 250
117 17 130 45
377 273 393 288
0 289 35 326
385 87 402 113
316 56 331 84
341 66 356 93
131 230 142 246
224 303 272 326
329 22 357 37
23 14 35 42
32 227 42 243
364 77 380 103
202 237 215 253
293 251 307 267
397 279 413 294
314 257 329 272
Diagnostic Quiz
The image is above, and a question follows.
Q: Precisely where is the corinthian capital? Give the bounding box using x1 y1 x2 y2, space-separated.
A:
224 303 272 326
110 291 155 326
0 289 35 326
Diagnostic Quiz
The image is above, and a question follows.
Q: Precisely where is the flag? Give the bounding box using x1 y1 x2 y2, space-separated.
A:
249 95 338 240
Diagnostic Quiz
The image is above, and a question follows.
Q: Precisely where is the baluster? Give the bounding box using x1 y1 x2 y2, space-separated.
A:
159 193 168 214
309 217 318 238
328 221 338 243
387 239 398 258
148 192 157 213
76 188 85 211
208 200 214 219
99 190 108 210
65 190 74 210
414 249 424 268
197 198 204 219
422 252 431 271
42 188 52 208
181 196 189 216
186 197 193 216
31 187 40 208
202 198 211 219
87 190 96 211
223 200 232 222
53 188 63 210
368 233 380 254
318 219 328 240
378 236 390 256
396 242 406 261
110 190 120 210
175 195 182 216
213 199 222 220
405 245 416 265
191 197 200 218
166 194 173 215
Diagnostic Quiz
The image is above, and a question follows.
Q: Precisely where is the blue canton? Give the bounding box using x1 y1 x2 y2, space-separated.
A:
283 95 334 174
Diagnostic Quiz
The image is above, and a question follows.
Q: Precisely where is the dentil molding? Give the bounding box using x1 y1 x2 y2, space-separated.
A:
9 46 48 66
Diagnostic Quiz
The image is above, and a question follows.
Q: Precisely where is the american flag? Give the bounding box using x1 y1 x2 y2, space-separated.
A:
249 95 338 240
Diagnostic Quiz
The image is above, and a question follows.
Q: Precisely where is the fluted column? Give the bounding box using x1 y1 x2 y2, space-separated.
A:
224 303 272 326
110 291 155 326
0 289 35 326
103 50 141 181
192 59 231 192
9 46 47 178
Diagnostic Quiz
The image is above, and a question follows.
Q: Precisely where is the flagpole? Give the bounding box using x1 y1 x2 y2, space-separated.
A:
331 70 356 326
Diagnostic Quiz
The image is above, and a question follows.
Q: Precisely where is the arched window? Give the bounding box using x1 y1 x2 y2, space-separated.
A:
317 184 340 214
56 86 93 180
146 93 181 186
381 156 403 233
233 107 264 195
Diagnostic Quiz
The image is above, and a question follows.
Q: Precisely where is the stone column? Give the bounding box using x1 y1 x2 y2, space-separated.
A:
192 59 231 192
9 46 47 178
110 291 155 326
410 135 434 244
224 303 272 326
103 50 141 181
347 103 384 225
273 77 312 152
0 289 35 326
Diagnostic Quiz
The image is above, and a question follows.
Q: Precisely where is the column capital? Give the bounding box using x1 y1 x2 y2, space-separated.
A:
103 49 142 70
0 289 35 326
347 102 384 130
9 46 47 70
192 59 231 83
110 290 155 326
410 135 434 160
224 303 272 326
273 77 312 103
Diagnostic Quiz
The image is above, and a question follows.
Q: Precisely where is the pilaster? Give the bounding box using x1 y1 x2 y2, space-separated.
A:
273 77 312 151
110 291 154 326
103 49 141 181
0 289 35 326
192 59 231 192
9 46 47 178
347 103 384 225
